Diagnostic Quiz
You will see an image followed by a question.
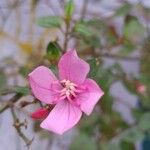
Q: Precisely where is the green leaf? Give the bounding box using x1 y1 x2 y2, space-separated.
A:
87 58 100 78
115 3 132 16
65 0 74 19
83 19 105 29
83 35 101 48
74 23 93 37
49 64 58 76
123 16 145 40
45 41 61 61
14 87 30 96
139 113 150 131
37 16 63 28
70 133 97 150
73 20 102 47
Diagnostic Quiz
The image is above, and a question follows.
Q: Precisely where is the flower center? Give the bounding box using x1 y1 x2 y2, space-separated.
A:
60 79 77 101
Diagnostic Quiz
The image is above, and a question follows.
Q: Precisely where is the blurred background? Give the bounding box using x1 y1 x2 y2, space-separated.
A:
0 0 150 150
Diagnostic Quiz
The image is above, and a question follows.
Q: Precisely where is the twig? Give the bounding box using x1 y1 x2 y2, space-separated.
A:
0 93 22 113
11 108 33 148
63 19 70 52
0 89 16 95
19 99 38 108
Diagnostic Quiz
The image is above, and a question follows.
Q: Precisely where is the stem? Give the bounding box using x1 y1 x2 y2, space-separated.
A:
63 19 70 52
11 108 33 147
0 89 16 95
19 99 38 108
0 94 22 113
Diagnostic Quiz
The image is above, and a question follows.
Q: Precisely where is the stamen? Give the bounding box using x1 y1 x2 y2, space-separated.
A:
59 79 79 101
60 79 67 83
70 90 77 97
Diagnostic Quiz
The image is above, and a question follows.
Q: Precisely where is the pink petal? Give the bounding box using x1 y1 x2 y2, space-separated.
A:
58 50 90 84
28 66 61 104
40 100 82 135
79 79 104 115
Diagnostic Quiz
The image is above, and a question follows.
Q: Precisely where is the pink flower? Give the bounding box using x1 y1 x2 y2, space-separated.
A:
28 50 104 134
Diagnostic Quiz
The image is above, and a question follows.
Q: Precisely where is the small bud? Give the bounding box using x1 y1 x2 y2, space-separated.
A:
30 108 49 120
136 82 146 94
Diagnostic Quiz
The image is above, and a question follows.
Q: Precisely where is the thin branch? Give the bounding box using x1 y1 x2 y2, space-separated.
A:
0 94 22 113
63 13 72 53
63 21 70 52
11 108 33 148
19 99 38 108
0 89 16 95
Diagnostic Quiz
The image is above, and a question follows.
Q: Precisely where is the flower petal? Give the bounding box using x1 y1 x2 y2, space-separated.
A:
40 100 82 134
28 66 60 104
79 79 104 115
58 50 90 84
